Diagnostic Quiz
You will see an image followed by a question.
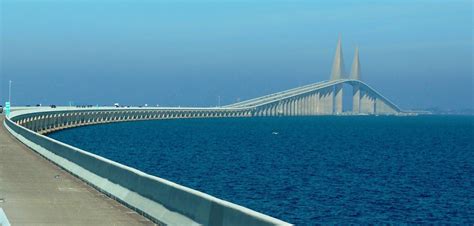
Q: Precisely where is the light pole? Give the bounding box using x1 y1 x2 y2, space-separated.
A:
8 80 12 104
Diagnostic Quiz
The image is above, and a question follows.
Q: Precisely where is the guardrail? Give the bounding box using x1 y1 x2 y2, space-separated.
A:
4 109 291 226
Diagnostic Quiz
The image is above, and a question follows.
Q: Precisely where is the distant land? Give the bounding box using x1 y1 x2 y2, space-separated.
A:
414 107 474 115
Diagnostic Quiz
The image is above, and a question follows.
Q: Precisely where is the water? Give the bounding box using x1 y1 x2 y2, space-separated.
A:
49 116 474 224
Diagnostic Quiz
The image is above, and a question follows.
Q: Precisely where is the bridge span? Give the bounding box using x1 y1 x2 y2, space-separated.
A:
10 77 403 135
10 38 403 136
2 39 404 226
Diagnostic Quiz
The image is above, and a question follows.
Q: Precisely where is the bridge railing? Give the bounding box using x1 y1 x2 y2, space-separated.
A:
225 80 329 108
241 80 343 109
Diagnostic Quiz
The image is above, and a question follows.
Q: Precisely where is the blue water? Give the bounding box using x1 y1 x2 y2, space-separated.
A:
49 116 474 224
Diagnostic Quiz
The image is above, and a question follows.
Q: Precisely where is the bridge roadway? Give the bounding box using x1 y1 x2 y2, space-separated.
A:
0 115 154 225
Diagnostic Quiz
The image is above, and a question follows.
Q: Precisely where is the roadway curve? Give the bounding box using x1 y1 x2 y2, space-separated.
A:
0 115 153 225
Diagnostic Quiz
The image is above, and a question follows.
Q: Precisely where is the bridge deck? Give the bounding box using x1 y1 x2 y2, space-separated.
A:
0 116 153 225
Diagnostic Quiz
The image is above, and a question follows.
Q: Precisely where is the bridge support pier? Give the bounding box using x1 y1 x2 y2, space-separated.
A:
352 84 360 114
319 87 334 114
375 98 397 115
305 96 309 115
360 89 375 114
315 91 321 114
298 97 302 116
334 84 343 114
309 92 317 115
304 96 308 115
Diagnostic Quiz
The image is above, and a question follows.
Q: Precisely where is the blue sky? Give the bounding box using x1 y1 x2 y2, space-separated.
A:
0 0 472 110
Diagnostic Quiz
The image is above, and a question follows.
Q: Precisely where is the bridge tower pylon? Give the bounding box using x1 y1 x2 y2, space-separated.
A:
351 46 361 113
331 36 345 114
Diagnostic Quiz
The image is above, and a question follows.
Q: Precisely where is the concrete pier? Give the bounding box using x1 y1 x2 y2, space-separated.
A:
0 116 152 225
334 84 343 114
352 84 361 113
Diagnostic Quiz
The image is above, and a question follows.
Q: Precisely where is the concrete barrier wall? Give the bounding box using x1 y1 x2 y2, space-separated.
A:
4 112 290 226
10 108 253 134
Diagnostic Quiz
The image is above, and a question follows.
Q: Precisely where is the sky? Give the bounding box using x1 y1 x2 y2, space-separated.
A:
0 0 472 110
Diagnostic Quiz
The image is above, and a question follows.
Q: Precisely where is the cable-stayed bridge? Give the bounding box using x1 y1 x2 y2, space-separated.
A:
4 38 405 226
227 38 401 116
11 38 403 134
226 79 400 116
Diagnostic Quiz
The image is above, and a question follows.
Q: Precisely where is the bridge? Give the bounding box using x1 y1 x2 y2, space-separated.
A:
11 40 401 135
226 40 400 116
2 39 403 226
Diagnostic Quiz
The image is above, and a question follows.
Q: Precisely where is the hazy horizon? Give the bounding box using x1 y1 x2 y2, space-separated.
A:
1 0 472 111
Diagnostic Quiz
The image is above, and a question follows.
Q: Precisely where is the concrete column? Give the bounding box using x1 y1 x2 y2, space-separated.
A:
39 116 45 132
293 99 297 116
318 92 325 114
375 97 397 115
368 94 375 114
288 101 292 116
315 92 320 115
289 100 295 116
305 95 309 115
300 97 304 116
376 97 383 114
353 84 360 114
281 102 286 116
31 117 37 131
315 92 321 114
360 90 368 113
295 98 299 116
301 96 306 115
291 100 295 116
34 116 40 132
300 97 306 115
334 84 343 114
287 101 291 116
295 99 298 116
307 94 312 115
44 115 50 131
40 116 47 132
373 97 378 115
324 88 334 114
305 96 309 115
297 97 303 115
306 94 311 115
360 89 375 114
